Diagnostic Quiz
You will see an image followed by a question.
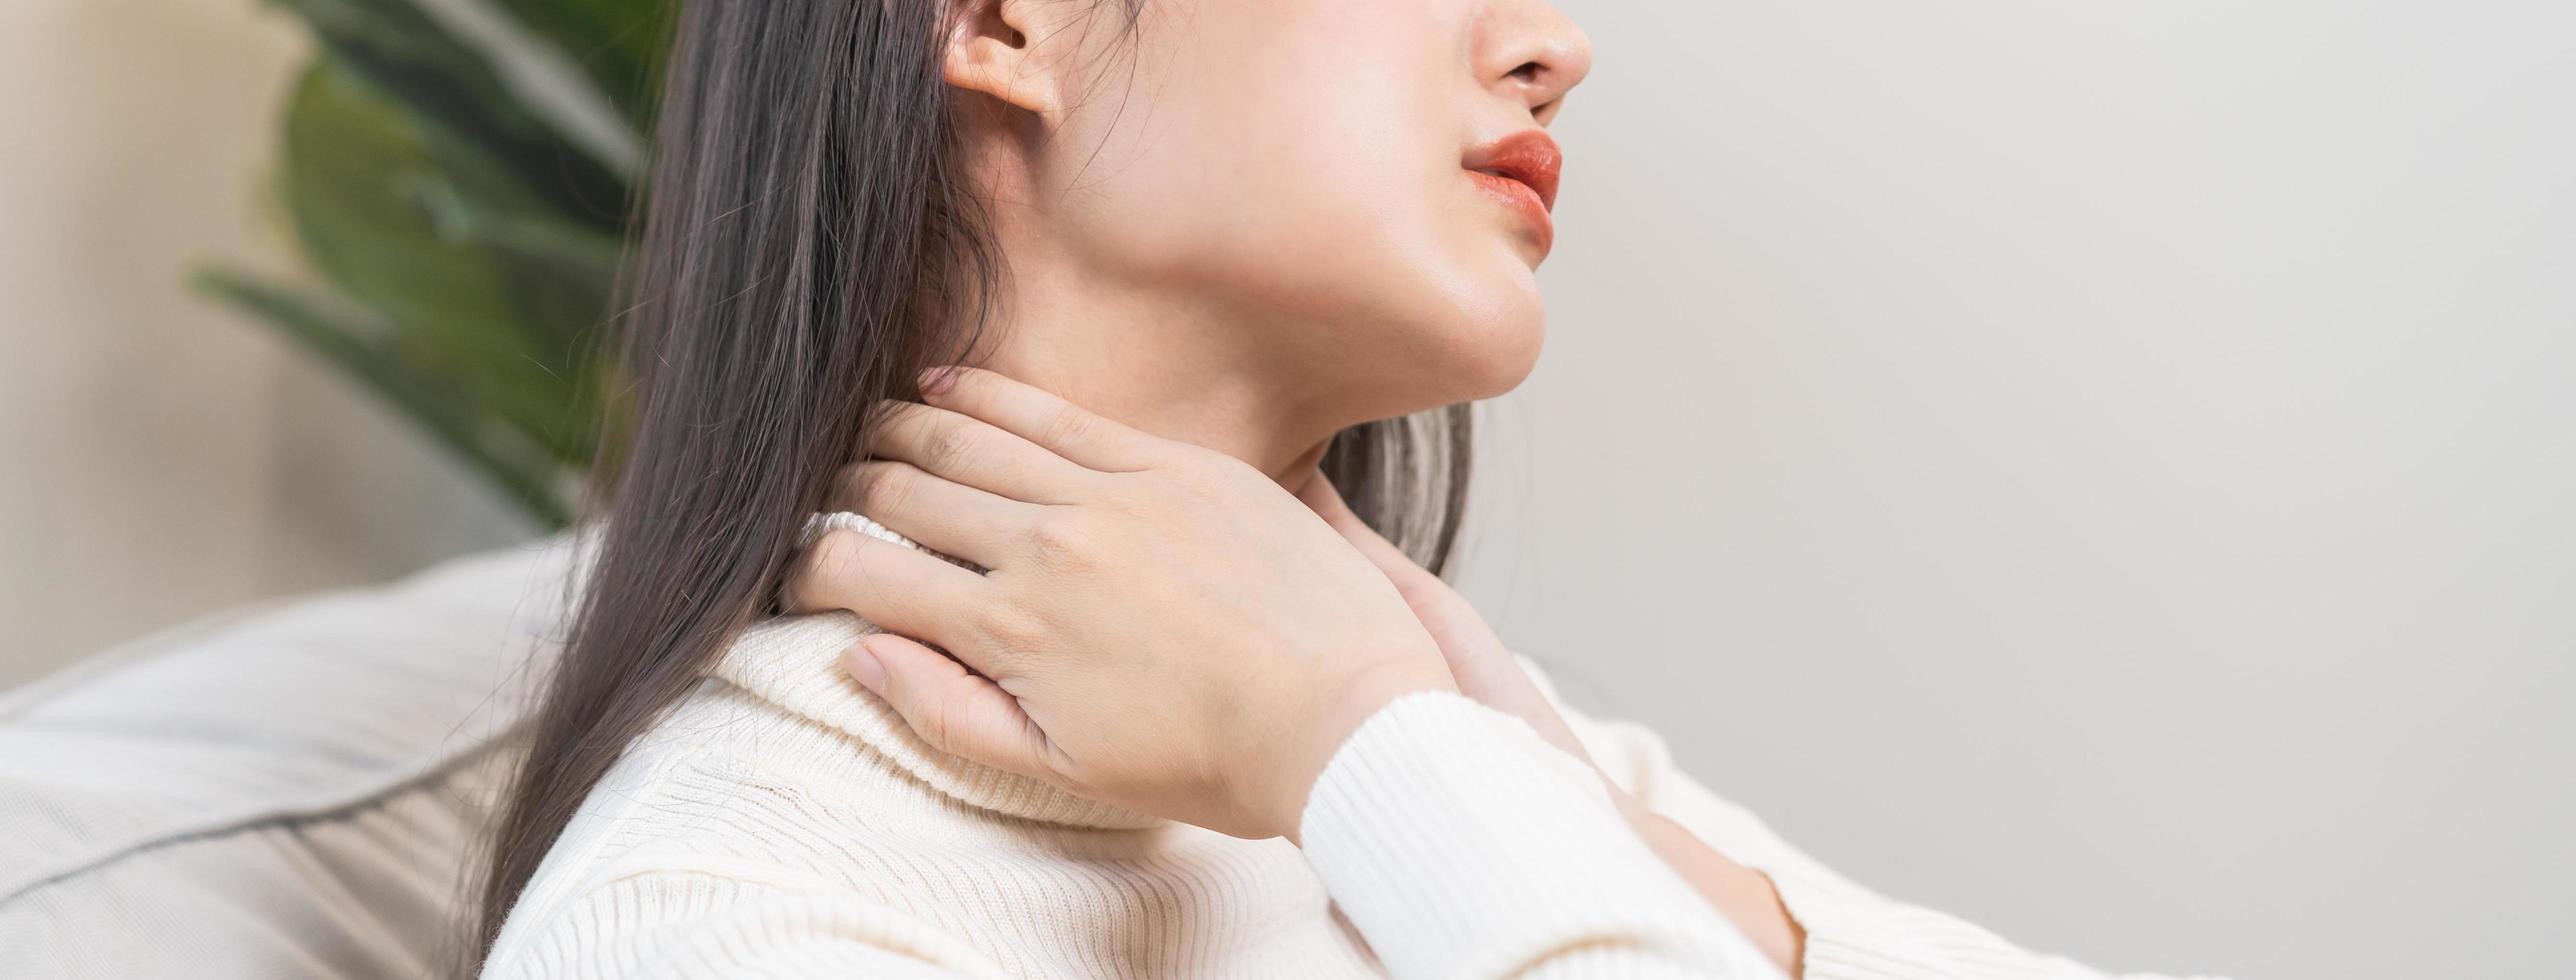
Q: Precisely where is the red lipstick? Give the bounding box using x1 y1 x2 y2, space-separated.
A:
1463 129 1563 257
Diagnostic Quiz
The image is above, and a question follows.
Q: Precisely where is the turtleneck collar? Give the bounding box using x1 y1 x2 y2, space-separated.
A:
702 511 1169 831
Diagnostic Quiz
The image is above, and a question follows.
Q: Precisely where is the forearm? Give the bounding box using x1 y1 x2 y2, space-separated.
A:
1298 690 1787 980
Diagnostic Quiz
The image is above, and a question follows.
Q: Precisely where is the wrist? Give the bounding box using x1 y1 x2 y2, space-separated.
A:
1274 652 1456 845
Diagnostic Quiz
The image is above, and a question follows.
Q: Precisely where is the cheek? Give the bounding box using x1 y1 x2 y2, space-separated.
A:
1197 151 1550 402
1104 143 1546 402
1060 1 1547 401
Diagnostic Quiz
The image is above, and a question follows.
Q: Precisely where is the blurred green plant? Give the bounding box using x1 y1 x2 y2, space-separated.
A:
195 0 674 528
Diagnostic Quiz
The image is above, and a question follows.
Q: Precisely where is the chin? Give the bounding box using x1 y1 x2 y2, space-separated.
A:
1442 265 1549 401
1281 242 1549 409
1413 291 1547 404
1462 321 1546 400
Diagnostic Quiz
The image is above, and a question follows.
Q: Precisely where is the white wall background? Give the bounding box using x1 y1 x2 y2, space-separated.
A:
3 2 2567 978
1473 4 2572 978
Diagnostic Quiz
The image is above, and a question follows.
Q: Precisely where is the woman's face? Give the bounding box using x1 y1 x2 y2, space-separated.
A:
996 0 1593 417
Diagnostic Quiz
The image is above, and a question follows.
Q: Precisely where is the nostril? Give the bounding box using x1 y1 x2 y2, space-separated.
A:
1509 61 1544 84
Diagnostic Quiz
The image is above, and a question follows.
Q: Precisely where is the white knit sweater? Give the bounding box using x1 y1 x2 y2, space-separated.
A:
480 514 2224 980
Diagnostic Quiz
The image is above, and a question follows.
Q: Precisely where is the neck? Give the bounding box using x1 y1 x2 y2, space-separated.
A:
956 251 1342 491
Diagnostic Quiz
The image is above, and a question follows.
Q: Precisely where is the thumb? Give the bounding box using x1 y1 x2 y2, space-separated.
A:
844 632 1061 781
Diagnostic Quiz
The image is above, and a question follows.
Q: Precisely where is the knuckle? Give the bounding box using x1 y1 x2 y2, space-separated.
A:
855 461 918 512
976 605 1047 654
925 423 975 470
1025 517 1095 571
1038 406 1093 450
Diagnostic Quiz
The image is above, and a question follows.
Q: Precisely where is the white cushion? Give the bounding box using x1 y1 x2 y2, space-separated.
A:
0 534 581 978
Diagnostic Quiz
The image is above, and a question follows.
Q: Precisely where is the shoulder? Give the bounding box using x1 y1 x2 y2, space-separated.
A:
490 667 960 964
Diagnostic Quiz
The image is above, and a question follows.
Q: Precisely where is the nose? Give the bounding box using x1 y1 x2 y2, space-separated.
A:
1475 0 1594 126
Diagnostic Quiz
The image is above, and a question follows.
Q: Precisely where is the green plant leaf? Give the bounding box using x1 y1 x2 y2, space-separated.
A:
485 0 674 132
261 0 636 223
202 0 670 528
193 268 579 528
279 57 612 468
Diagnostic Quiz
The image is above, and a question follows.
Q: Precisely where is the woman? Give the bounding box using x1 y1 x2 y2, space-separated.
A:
472 0 2225 977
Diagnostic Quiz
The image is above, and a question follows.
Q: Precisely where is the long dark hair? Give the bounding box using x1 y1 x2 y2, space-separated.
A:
462 0 1473 971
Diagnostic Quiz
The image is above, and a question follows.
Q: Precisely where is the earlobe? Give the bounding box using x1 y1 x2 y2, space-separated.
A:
941 0 1062 117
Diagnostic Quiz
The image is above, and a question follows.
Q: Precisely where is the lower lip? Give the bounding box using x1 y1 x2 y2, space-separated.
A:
1465 170 1554 258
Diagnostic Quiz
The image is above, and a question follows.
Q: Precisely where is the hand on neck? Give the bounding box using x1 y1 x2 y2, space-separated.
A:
953 255 1352 489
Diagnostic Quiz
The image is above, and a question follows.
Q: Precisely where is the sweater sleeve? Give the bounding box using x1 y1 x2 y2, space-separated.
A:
1523 657 2232 980
1296 689 1792 980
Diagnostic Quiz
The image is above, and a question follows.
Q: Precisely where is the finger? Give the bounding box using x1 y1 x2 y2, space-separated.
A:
868 401 1098 505
1293 466 1363 528
782 528 987 650
918 366 1168 472
829 460 1036 570
843 632 1060 782
1294 467 1415 570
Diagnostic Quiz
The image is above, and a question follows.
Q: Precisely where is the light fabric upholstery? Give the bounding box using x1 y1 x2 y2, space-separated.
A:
0 534 583 979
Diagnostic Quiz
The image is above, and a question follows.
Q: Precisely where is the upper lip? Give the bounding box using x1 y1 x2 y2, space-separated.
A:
1464 130 1563 211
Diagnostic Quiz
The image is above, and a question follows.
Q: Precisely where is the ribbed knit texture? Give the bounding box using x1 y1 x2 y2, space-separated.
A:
479 513 2230 980
1300 690 1780 979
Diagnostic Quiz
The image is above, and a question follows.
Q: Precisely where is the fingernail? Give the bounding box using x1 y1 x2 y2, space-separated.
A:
917 365 958 396
843 642 887 691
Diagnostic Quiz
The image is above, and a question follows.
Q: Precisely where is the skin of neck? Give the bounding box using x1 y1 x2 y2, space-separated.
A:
955 218 1347 496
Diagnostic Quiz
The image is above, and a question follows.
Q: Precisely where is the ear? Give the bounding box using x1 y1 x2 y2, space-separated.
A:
943 0 1066 118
